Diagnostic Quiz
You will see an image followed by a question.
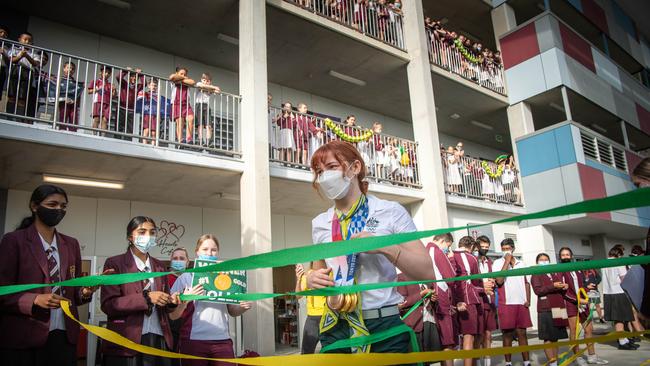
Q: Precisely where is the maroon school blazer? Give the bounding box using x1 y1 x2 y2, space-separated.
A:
0 224 89 348
100 250 174 356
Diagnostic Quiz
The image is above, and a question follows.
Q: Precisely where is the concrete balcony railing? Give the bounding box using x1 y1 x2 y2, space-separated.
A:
268 106 421 188
0 38 242 157
441 152 523 206
284 0 405 50
426 29 507 95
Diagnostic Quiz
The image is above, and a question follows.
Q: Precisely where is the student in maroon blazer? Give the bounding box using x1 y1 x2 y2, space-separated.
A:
531 253 569 366
396 272 424 346
101 216 178 366
451 236 484 366
0 185 99 366
558 247 608 365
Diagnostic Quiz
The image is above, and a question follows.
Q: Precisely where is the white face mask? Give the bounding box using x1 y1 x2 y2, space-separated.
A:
133 235 157 254
318 168 353 200
538 260 550 265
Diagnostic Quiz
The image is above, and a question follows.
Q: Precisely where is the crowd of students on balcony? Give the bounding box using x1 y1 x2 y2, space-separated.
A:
290 0 405 48
424 17 505 93
0 27 234 153
442 142 521 204
268 93 419 186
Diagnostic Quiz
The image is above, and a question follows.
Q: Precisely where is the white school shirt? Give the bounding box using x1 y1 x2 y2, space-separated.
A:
601 258 626 295
131 251 164 336
312 195 417 310
492 256 529 305
38 233 66 332
171 273 230 341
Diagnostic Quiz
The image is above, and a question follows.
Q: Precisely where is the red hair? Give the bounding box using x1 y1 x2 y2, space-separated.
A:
310 140 369 195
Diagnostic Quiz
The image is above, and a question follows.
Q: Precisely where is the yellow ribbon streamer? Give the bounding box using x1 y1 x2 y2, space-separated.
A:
61 300 649 365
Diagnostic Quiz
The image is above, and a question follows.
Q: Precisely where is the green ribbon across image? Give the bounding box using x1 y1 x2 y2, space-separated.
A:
1 187 649 297
178 255 650 302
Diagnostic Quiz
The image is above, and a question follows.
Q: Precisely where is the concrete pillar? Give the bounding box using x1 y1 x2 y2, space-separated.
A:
491 2 517 49
507 102 535 203
517 224 555 329
402 0 448 231
239 0 275 355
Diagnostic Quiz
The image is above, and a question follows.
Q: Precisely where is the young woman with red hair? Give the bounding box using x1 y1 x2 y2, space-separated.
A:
305 140 433 354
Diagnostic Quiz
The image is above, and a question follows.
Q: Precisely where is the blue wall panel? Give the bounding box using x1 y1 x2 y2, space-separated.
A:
517 125 577 177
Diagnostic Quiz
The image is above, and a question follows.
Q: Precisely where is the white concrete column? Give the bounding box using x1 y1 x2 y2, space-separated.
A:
507 101 534 203
517 224 555 329
403 0 448 232
239 0 275 355
491 2 517 49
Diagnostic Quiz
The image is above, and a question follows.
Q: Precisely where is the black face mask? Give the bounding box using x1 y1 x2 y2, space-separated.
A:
560 258 571 263
478 249 489 256
36 206 66 227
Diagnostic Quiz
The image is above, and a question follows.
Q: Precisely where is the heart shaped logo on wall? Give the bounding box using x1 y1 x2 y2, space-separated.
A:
156 220 186 256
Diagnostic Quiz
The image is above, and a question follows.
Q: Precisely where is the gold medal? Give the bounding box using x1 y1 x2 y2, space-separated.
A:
327 294 345 311
341 294 352 313
346 293 358 312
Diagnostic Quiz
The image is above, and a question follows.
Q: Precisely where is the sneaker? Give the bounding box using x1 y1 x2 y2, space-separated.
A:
630 337 641 342
587 355 609 365
617 342 637 350
576 357 588 366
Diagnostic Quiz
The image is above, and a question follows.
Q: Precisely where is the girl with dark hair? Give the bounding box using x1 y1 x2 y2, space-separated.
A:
100 216 179 366
602 246 638 350
531 253 568 366
306 141 433 355
0 184 99 366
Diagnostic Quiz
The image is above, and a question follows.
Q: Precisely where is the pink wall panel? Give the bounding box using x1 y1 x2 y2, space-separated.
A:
580 0 609 35
636 103 650 135
626 151 642 176
559 22 596 73
500 23 540 70
577 163 611 220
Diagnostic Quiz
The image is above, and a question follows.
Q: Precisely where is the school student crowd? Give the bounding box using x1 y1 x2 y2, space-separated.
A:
0 28 227 151
0 148 648 366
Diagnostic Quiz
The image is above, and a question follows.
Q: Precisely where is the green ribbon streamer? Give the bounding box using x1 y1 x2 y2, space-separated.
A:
178 255 650 302
320 323 423 366
1 188 649 297
400 292 431 321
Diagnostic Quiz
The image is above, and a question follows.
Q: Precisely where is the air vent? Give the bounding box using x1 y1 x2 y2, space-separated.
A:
579 129 627 172
581 239 591 247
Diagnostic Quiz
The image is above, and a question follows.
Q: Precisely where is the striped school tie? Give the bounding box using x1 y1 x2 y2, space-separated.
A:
142 266 152 291
46 247 60 294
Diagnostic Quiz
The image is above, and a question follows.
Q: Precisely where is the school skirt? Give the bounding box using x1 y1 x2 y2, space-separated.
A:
537 311 568 342
603 293 634 322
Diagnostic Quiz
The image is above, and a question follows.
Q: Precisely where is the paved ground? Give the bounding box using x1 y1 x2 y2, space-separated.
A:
278 322 650 365
481 322 650 366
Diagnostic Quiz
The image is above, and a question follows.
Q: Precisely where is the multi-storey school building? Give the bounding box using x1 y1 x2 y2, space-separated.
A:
0 0 648 359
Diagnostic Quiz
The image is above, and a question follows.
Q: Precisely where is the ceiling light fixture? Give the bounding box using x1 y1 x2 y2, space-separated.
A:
43 174 125 189
328 70 366 86
549 102 565 112
217 33 239 46
591 124 607 133
449 113 461 120
97 0 132 10
471 120 494 130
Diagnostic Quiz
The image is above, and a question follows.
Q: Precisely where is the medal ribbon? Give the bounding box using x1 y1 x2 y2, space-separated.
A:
320 195 371 353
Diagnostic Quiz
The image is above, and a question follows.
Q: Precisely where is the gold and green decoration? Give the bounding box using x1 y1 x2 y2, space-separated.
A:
482 155 509 179
325 118 373 143
454 39 483 64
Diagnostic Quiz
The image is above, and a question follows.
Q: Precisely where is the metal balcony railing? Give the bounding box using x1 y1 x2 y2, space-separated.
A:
441 153 522 206
269 106 421 188
0 38 241 156
426 29 507 95
284 0 405 51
